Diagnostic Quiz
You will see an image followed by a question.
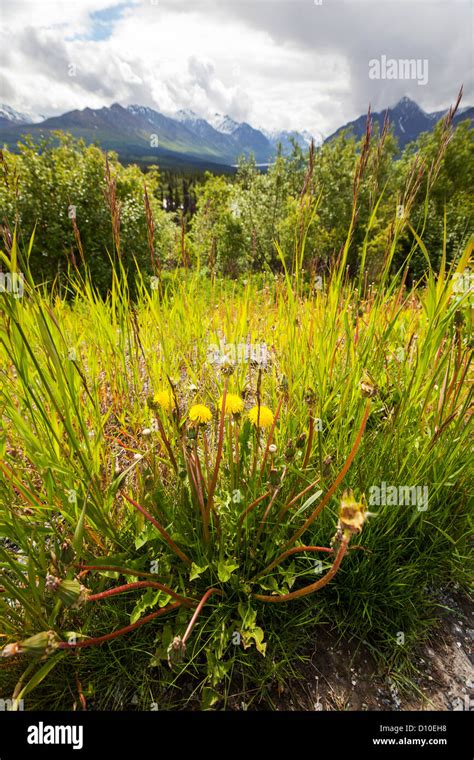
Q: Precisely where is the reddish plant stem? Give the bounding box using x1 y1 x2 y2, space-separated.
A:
193 440 208 494
156 417 178 473
182 588 223 646
259 396 283 476
253 537 349 603
277 476 321 522
187 451 209 543
75 672 87 711
234 419 241 482
58 603 181 649
74 564 160 579
123 493 191 565
261 401 370 579
251 428 260 480
88 581 195 607
253 467 287 548
236 489 270 546
203 431 212 484
280 400 370 552
250 545 333 581
251 370 262 478
207 377 229 516
302 414 314 469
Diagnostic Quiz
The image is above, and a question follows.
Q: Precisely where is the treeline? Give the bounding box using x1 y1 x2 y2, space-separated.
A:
0 115 472 291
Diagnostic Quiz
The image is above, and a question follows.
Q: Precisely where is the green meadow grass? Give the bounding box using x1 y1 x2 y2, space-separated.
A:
0 230 472 709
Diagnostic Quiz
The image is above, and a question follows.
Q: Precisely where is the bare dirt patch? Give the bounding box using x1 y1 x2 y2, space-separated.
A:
267 590 473 711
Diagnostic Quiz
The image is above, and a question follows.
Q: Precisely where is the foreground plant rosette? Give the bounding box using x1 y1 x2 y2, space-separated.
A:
1 233 471 708
1 377 372 697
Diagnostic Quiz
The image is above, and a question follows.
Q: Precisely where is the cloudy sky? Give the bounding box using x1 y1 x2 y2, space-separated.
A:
1 0 472 136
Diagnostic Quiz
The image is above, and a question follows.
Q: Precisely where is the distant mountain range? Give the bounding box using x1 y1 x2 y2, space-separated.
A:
0 102 318 171
327 96 474 148
0 97 472 170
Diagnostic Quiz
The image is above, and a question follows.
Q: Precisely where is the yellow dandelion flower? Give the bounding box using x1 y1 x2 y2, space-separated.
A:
189 404 212 424
248 405 274 428
220 393 244 416
154 389 172 411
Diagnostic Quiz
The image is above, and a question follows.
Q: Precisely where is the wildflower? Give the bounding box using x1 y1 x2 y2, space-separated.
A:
220 393 244 416
248 405 274 428
219 355 235 375
189 404 212 424
269 443 277 454
154 390 173 411
338 489 368 534
359 370 378 398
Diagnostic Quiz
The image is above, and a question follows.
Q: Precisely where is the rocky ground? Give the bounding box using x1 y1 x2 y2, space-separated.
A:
264 589 473 711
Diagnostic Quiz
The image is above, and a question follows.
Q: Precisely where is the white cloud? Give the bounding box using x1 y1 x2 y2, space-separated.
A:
0 0 472 135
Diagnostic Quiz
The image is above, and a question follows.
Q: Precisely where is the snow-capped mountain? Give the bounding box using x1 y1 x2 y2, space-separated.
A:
210 113 241 135
0 104 44 127
326 96 474 148
0 97 470 169
262 128 323 153
174 108 202 125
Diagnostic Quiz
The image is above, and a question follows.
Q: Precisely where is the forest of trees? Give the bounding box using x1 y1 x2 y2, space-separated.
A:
0 116 472 292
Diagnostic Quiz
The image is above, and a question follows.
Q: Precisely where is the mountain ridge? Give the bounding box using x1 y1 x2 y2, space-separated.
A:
0 97 472 169
326 96 474 148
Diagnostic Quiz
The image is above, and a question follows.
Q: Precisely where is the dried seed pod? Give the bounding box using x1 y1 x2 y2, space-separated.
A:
359 370 378 398
338 489 368 535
